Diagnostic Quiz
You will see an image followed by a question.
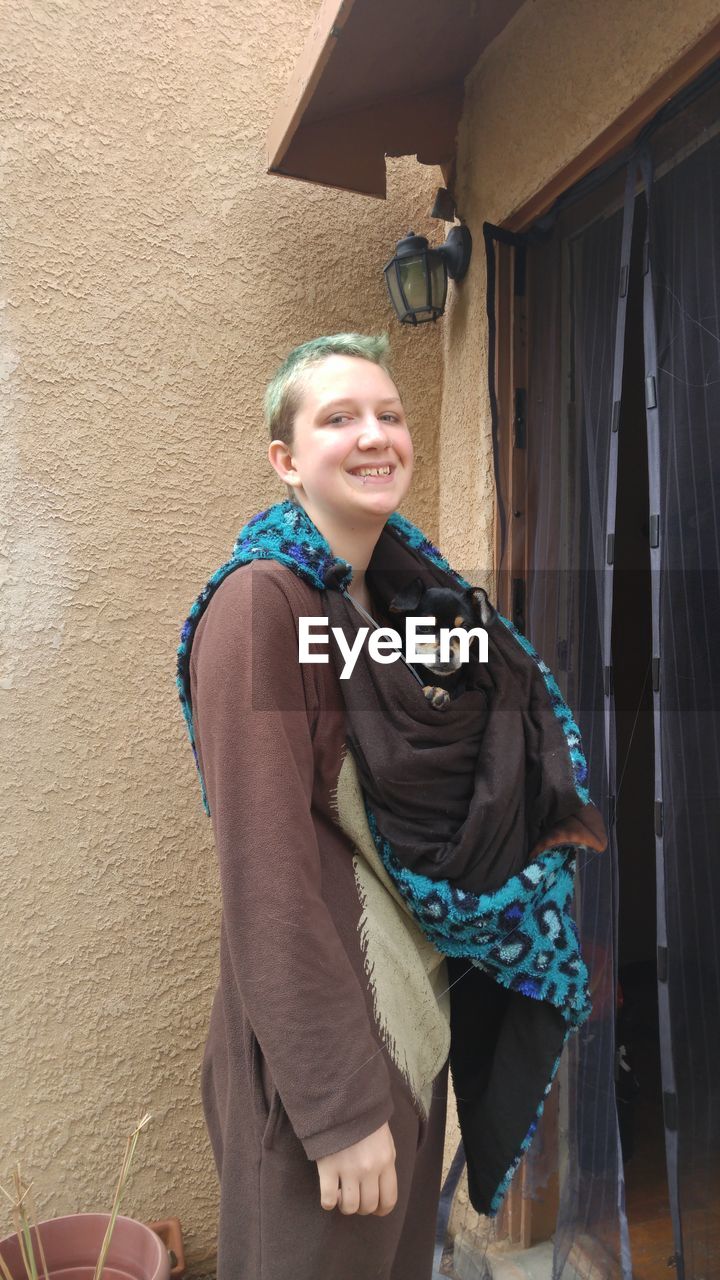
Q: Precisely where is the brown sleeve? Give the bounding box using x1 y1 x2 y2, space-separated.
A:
190 563 394 1161
528 806 608 858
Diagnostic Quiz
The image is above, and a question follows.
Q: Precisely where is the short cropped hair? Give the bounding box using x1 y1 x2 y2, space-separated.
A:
264 332 394 450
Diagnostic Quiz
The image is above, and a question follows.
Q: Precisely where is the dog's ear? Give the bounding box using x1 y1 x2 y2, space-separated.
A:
389 576 426 614
465 586 495 627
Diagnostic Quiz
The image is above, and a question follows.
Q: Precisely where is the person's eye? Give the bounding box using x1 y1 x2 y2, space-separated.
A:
381 413 401 423
328 413 351 425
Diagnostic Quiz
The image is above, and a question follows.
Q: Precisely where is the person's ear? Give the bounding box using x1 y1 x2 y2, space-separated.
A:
268 439 301 492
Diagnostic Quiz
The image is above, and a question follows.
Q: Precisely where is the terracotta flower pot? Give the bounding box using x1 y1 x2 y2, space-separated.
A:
0 1213 170 1280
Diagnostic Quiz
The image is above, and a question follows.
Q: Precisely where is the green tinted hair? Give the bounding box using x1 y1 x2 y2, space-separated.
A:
264 332 394 449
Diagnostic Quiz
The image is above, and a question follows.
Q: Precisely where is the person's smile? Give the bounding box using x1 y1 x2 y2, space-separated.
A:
345 461 397 485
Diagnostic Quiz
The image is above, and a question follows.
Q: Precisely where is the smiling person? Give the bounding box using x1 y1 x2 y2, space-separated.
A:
185 334 451 1280
266 342 414 617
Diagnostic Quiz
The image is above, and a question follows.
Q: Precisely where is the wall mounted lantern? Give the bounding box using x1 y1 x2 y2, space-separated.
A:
383 225 472 325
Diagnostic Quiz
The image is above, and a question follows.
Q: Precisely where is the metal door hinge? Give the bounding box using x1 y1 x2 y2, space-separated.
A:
655 800 664 837
514 388 526 449
663 1091 678 1131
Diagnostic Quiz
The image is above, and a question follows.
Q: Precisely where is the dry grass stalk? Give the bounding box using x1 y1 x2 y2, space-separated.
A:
0 1243 16 1280
0 1113 152 1280
24 1186 49 1280
91 1113 153 1280
0 1167 49 1280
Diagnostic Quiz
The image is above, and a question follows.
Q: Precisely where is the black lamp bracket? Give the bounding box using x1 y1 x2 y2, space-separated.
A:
438 224 472 282
430 186 457 221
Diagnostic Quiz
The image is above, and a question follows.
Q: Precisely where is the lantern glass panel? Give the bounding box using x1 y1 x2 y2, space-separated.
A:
397 255 430 311
429 255 448 312
385 265 408 320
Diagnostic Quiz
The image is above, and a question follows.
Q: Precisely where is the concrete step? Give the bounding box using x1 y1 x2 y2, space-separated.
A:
453 1234 556 1280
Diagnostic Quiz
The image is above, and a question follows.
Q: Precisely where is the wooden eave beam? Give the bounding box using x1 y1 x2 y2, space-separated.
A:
267 0 358 178
269 84 464 200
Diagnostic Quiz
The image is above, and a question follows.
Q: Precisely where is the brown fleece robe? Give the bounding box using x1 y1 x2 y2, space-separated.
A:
190 559 451 1280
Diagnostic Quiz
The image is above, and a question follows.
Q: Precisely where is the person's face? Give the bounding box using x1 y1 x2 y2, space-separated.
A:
268 355 414 527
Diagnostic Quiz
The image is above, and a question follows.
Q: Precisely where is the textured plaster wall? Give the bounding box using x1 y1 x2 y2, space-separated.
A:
0 2 444 1271
439 0 718 1239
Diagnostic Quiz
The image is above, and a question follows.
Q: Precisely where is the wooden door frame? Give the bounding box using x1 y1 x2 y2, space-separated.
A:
491 25 720 1250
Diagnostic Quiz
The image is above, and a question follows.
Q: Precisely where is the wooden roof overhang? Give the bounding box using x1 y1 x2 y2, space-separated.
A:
266 0 525 198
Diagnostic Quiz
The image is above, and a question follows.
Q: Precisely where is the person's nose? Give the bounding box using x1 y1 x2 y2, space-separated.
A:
357 414 391 449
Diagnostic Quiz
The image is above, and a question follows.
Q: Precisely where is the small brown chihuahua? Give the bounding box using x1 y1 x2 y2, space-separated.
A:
388 577 495 709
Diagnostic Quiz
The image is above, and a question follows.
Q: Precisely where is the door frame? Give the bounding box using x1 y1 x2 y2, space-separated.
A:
491 26 720 1250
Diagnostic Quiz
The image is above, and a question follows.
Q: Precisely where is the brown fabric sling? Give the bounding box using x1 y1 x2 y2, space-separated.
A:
323 524 605 895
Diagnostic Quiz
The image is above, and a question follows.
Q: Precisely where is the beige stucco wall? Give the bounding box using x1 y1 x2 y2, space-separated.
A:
440 0 718 1242
0 2 445 1271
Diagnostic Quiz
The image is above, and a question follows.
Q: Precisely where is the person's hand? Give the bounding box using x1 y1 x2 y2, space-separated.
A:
316 1121 397 1216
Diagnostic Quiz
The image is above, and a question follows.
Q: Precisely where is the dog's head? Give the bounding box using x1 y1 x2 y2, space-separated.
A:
388 579 494 677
